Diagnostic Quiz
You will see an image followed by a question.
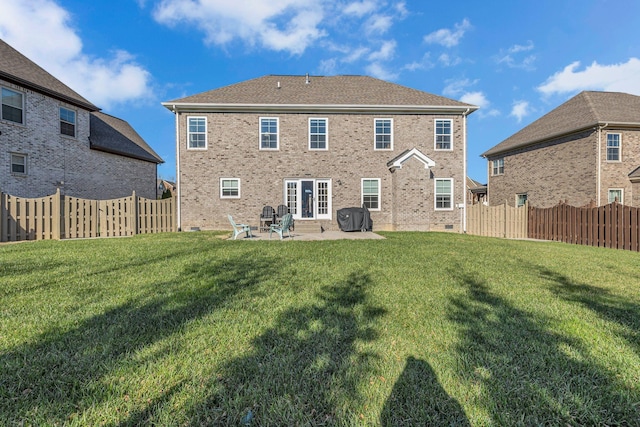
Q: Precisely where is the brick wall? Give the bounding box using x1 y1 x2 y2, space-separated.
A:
177 111 466 231
1 79 157 200
487 130 598 208
599 128 640 205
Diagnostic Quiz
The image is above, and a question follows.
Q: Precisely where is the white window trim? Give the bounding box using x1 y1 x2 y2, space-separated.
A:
10 152 27 175
608 188 623 204
434 119 453 151
260 117 279 150
308 117 328 151
1 86 25 125
361 178 381 211
492 158 504 176
187 116 207 150
434 178 454 211
606 133 621 162
220 178 241 199
374 118 393 151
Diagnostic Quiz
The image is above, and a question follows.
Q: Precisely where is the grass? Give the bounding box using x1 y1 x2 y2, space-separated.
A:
1 231 640 426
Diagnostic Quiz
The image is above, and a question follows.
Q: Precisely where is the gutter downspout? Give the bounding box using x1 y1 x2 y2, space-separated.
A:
597 123 608 206
173 105 181 231
462 108 470 233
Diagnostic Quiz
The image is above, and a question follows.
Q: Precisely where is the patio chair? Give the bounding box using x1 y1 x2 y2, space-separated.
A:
228 215 253 240
275 204 294 231
269 213 293 240
259 205 275 232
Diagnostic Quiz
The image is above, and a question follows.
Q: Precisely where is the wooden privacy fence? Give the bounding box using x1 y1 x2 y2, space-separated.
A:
1 189 176 242
529 201 640 251
467 202 528 239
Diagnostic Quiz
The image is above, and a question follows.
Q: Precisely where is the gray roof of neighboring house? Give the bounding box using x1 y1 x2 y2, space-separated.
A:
164 75 477 112
483 91 640 157
90 112 163 164
0 38 98 111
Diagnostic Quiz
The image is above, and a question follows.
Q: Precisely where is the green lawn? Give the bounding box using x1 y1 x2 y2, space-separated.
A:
1 232 639 426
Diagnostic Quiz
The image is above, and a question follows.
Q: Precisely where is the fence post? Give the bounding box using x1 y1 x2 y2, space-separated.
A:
53 188 61 240
132 191 139 235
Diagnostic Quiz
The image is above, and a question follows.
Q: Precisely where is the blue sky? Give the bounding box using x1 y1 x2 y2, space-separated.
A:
2 0 640 183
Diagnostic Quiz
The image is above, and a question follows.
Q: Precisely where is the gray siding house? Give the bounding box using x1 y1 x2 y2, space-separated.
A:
483 91 640 208
0 39 163 200
163 75 477 232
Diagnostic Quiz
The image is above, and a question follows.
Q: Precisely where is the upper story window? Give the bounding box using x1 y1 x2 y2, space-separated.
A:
11 153 27 175
492 158 504 176
187 117 207 149
260 117 279 150
374 118 393 150
435 178 453 210
309 118 327 150
220 178 240 198
362 178 380 210
60 107 76 137
606 133 621 161
1 87 24 124
435 119 452 150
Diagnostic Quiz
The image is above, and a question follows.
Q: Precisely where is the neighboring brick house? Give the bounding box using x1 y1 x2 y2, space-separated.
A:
483 91 640 208
466 176 487 205
162 75 477 232
0 39 163 200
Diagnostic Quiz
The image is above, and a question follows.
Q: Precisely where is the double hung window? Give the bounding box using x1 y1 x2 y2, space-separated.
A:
492 158 504 176
435 119 452 150
220 178 240 198
188 117 207 149
606 134 621 161
375 118 392 150
362 178 380 210
2 87 24 124
260 117 279 150
11 153 27 175
60 107 76 137
435 178 453 210
309 118 327 150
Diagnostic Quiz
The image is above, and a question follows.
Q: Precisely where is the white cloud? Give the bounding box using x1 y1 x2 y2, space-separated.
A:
365 62 398 81
367 40 396 61
538 58 640 96
343 0 378 17
424 18 471 48
510 100 531 122
364 14 393 35
154 0 326 55
438 53 462 67
459 91 500 117
0 0 152 109
496 41 536 70
403 53 434 72
443 78 478 97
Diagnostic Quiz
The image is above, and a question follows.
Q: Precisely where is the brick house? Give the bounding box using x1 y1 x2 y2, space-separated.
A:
483 91 640 208
162 75 477 232
0 39 163 199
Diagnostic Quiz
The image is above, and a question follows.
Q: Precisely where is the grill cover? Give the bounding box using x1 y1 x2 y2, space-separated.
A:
337 207 372 232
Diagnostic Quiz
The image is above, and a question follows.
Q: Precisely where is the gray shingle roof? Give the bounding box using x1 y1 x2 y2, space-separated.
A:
0 38 98 111
164 75 476 112
90 112 163 164
483 91 640 157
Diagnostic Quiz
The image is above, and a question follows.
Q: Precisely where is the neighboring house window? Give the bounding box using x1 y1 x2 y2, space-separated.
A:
220 178 240 198
435 119 452 150
1 87 24 124
516 193 528 207
374 118 392 150
435 178 453 210
309 118 327 150
187 117 207 149
606 133 621 161
492 158 504 176
608 189 623 204
10 153 27 175
260 117 279 150
362 178 380 210
60 107 76 137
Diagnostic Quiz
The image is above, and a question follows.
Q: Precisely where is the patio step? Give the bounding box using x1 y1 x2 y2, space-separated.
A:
293 222 328 233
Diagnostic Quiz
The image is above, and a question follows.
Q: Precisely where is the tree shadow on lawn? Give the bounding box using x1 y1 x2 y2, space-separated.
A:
186 270 387 426
448 268 640 425
537 266 640 356
380 356 470 426
0 250 276 425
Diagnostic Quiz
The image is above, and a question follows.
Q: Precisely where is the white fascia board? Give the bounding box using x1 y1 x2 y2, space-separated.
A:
162 102 478 115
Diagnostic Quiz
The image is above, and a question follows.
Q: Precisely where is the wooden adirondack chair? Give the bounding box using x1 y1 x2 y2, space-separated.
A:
228 215 253 240
269 213 293 240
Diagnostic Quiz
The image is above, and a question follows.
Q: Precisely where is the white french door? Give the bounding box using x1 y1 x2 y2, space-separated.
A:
284 179 331 220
